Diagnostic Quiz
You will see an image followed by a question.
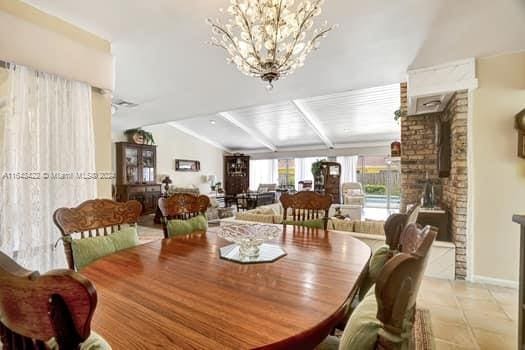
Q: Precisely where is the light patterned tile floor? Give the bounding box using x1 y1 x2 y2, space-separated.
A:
419 277 518 350
137 225 519 350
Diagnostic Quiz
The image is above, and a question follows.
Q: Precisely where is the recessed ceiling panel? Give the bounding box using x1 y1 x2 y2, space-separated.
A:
297 84 401 145
227 102 323 148
175 115 264 151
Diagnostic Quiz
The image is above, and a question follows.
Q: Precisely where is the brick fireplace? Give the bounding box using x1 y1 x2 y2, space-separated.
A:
400 83 469 279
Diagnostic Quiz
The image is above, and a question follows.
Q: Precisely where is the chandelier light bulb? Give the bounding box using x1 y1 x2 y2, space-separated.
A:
206 0 336 89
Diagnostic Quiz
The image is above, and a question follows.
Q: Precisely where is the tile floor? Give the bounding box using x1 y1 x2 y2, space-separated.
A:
137 224 519 350
418 277 517 349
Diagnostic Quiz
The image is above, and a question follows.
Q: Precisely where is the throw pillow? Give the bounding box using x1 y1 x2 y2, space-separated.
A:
330 217 355 232
349 189 362 196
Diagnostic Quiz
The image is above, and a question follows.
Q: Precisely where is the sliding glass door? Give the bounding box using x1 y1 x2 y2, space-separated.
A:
356 156 400 210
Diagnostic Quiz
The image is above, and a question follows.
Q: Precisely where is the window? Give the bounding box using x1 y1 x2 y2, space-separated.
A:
278 159 295 189
249 159 278 191
356 156 400 210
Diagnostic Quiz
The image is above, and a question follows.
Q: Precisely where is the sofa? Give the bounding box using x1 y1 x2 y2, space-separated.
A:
233 203 362 225
220 212 456 279
237 184 277 211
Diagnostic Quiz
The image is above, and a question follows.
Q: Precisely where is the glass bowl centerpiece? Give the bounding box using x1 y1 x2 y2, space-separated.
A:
218 224 281 258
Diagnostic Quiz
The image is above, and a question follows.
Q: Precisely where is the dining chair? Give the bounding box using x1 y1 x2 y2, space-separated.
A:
0 251 111 349
280 191 332 230
158 193 210 238
54 199 142 270
358 204 421 300
318 224 437 350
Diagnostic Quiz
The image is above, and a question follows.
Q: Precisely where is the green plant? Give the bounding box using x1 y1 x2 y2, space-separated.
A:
394 107 406 123
124 128 155 145
311 159 324 178
364 184 386 195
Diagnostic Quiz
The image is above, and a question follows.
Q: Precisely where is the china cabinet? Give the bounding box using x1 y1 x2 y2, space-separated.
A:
223 154 250 203
115 142 161 215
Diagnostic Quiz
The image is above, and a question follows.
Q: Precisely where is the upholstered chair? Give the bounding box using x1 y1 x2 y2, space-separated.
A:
0 251 111 349
54 199 142 271
318 224 437 350
341 182 365 207
358 204 421 300
158 193 210 238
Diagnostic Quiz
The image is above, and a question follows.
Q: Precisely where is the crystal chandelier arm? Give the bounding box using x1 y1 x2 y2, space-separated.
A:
306 26 333 49
210 23 262 72
277 1 325 69
232 3 264 66
272 0 284 62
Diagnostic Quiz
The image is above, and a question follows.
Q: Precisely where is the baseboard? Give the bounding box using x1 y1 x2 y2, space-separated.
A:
472 275 518 289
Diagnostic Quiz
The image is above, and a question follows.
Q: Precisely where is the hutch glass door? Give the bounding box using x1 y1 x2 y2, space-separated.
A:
142 149 155 183
125 147 139 184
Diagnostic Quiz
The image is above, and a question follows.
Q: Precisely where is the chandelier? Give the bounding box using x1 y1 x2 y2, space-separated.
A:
206 0 336 90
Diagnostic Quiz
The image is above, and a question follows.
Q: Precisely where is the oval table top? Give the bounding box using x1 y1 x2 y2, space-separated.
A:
81 226 371 350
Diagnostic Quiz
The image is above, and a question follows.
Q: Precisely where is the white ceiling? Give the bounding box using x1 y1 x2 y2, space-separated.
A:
21 0 525 134
164 83 400 153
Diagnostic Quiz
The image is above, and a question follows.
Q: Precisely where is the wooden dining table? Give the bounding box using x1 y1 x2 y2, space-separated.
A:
81 226 371 350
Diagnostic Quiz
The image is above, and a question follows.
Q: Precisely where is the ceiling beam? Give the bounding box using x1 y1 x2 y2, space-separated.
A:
291 100 335 149
167 122 230 152
218 112 277 152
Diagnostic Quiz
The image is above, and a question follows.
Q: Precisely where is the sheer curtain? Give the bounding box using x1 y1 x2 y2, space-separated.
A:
0 64 97 271
294 157 325 189
337 156 359 183
249 159 278 191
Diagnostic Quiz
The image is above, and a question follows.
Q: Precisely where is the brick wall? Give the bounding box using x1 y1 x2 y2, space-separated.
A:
400 82 440 210
441 91 469 279
399 83 469 279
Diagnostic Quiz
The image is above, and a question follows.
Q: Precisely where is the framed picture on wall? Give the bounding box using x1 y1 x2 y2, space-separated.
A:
175 159 200 172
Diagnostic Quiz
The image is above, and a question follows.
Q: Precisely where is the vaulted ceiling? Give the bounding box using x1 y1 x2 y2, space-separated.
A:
21 0 525 143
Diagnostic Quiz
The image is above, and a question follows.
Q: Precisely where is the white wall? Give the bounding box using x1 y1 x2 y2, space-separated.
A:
134 124 224 194
471 51 525 284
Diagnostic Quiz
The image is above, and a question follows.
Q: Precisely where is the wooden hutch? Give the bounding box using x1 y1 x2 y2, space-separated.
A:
320 161 341 204
224 154 250 205
115 142 161 215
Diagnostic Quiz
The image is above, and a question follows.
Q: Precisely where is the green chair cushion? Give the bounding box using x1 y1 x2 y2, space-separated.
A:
339 291 382 350
70 226 139 270
167 215 208 237
47 331 112 350
110 226 140 251
359 245 391 300
283 218 325 229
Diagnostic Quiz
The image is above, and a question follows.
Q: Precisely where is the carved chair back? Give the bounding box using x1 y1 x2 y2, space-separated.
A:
375 224 437 349
158 194 210 238
53 199 142 270
0 251 97 349
280 191 332 230
384 204 421 251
